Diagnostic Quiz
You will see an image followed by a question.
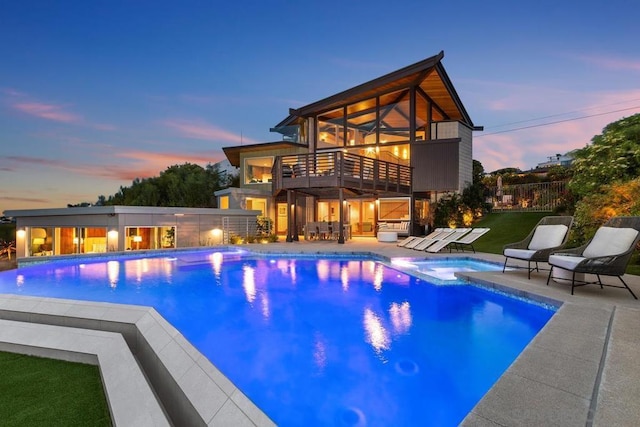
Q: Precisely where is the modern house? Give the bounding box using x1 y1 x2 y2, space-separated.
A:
217 51 482 243
5 206 260 259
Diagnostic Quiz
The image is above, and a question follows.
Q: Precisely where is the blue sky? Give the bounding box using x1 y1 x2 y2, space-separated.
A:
2 0 639 211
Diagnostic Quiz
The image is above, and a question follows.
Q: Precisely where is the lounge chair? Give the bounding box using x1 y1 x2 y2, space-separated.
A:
546 216 640 299
411 229 455 251
503 216 574 279
397 236 418 247
404 236 428 249
425 228 471 253
450 228 490 253
398 228 445 251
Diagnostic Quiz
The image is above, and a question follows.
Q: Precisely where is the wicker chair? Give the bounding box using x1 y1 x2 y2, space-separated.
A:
503 216 574 279
546 216 640 299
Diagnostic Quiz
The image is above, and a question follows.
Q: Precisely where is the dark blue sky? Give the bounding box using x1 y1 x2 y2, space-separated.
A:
2 0 639 209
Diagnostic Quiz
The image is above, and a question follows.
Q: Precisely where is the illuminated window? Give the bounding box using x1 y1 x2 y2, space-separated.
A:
244 157 274 184
220 195 229 209
378 197 411 221
246 198 267 216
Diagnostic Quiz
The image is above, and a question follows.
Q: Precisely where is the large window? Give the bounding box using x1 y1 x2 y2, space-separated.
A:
317 107 345 149
219 195 229 209
246 197 267 216
125 226 175 251
378 197 410 221
29 227 53 256
244 157 274 184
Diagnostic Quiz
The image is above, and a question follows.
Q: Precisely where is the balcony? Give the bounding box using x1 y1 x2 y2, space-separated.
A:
272 152 412 198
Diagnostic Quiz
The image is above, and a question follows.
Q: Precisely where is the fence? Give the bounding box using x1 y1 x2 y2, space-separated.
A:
488 181 568 212
221 216 268 243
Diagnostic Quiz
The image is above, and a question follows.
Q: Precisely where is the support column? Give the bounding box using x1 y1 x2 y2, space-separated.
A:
286 190 293 242
338 188 345 244
293 191 299 241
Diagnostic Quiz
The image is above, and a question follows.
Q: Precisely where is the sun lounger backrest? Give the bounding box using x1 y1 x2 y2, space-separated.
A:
528 225 569 250
583 227 639 258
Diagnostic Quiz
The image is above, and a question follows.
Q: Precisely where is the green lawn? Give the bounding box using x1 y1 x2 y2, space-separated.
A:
468 212 640 276
0 351 111 427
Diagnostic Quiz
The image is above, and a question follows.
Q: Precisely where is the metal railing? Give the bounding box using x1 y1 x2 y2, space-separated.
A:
488 181 568 212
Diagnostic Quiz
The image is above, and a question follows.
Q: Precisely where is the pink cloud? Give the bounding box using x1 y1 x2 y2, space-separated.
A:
164 119 258 144
574 55 640 72
12 102 81 123
5 91 116 130
2 148 226 183
474 101 640 173
1 195 51 204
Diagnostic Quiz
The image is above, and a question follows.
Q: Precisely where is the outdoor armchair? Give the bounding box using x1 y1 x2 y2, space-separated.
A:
503 216 574 279
546 216 640 299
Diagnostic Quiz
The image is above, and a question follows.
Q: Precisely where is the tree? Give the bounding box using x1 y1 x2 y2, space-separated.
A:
102 162 236 207
572 177 640 245
434 159 490 227
569 113 640 199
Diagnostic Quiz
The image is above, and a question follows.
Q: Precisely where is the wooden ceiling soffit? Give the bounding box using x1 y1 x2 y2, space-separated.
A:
290 52 445 118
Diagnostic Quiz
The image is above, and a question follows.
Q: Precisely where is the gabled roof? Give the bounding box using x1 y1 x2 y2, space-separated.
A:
275 51 478 129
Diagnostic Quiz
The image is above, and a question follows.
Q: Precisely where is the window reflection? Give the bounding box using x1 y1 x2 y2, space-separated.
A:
389 302 412 335
243 265 256 303
363 308 390 354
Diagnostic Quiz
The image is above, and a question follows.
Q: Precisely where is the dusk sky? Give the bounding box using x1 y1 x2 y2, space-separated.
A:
2 1 639 211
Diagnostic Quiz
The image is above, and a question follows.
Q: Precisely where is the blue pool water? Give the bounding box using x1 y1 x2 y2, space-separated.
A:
0 250 555 426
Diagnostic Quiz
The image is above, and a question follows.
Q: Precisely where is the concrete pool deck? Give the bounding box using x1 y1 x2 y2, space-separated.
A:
1 238 639 426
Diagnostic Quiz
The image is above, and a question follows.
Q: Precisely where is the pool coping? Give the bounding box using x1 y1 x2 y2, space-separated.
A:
3 244 640 425
0 317 170 426
0 295 276 427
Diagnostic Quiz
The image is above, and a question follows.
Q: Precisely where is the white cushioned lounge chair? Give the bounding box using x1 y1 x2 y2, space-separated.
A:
449 228 490 253
546 216 640 299
425 228 471 253
503 216 574 279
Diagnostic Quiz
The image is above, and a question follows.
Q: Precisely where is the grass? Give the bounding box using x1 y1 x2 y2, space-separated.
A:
469 212 640 276
0 351 111 427
468 212 549 254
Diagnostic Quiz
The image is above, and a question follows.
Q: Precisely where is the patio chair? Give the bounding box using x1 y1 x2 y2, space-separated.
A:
450 228 491 253
546 216 640 299
317 222 330 240
503 216 574 279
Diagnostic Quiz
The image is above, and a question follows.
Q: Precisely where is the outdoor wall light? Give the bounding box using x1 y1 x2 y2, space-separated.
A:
16 229 26 238
211 228 223 245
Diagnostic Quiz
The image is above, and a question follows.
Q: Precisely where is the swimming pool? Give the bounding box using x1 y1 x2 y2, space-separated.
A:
0 250 555 426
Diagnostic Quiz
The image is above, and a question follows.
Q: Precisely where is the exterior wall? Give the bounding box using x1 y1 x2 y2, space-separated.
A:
411 139 461 192
214 187 269 210
458 122 473 192
414 121 473 193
